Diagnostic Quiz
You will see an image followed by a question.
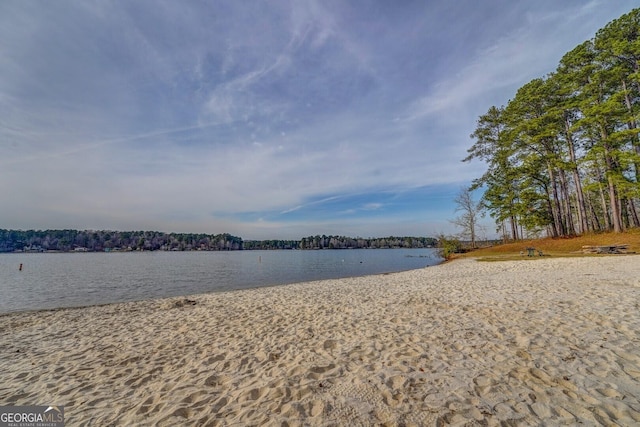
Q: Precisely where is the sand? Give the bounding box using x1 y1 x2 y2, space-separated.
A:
1 255 640 426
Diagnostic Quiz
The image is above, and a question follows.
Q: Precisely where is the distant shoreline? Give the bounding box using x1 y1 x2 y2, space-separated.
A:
3 246 437 254
1 229 440 252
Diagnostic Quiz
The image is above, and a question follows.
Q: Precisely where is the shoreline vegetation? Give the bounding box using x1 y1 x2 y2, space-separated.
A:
0 229 438 253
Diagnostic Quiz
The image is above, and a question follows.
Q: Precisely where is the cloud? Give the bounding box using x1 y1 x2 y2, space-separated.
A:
404 1 615 121
363 203 383 211
0 0 635 238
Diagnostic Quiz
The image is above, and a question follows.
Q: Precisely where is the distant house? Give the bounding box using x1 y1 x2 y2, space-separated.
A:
74 247 88 252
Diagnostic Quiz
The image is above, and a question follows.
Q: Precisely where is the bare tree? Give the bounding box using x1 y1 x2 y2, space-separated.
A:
451 187 484 248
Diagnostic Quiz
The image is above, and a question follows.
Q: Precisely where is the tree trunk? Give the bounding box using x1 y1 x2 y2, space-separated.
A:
558 168 575 235
598 179 611 231
547 164 564 237
600 125 623 232
587 196 601 231
545 190 559 237
620 197 629 230
628 199 640 228
470 217 476 249
501 221 508 243
605 163 623 232
510 216 518 241
564 115 589 233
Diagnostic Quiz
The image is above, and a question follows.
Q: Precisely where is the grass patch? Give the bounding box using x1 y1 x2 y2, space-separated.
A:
458 229 640 261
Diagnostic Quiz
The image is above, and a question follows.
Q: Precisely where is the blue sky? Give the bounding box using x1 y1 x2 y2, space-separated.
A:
1 1 636 239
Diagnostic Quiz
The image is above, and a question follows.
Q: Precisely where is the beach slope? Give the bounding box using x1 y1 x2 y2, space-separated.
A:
1 256 639 425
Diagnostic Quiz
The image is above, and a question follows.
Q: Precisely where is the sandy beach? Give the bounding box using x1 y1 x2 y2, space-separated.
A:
1 255 640 426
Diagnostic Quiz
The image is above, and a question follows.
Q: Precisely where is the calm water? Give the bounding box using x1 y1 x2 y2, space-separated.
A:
0 249 441 314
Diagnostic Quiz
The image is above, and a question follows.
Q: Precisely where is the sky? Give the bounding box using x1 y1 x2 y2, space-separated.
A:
0 1 637 240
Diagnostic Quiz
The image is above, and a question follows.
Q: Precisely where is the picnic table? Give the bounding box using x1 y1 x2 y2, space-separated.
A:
581 244 629 254
524 247 544 257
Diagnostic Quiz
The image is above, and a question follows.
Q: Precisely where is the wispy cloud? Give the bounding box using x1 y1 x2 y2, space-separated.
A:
363 203 383 211
404 1 615 121
0 0 635 238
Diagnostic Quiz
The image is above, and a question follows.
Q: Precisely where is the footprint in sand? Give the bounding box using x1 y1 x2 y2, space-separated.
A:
307 400 325 417
323 339 338 351
307 363 338 380
385 374 407 390
204 373 231 387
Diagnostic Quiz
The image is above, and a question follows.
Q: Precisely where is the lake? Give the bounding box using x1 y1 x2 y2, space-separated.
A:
0 248 441 314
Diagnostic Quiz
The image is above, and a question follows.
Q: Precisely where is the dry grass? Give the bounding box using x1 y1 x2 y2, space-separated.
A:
459 229 640 261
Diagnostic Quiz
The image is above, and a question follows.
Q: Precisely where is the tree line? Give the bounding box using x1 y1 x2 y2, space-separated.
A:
0 229 242 252
243 235 436 250
297 235 437 250
466 9 640 239
0 229 437 252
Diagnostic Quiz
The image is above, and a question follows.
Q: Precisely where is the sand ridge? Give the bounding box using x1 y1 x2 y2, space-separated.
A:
1 255 639 425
